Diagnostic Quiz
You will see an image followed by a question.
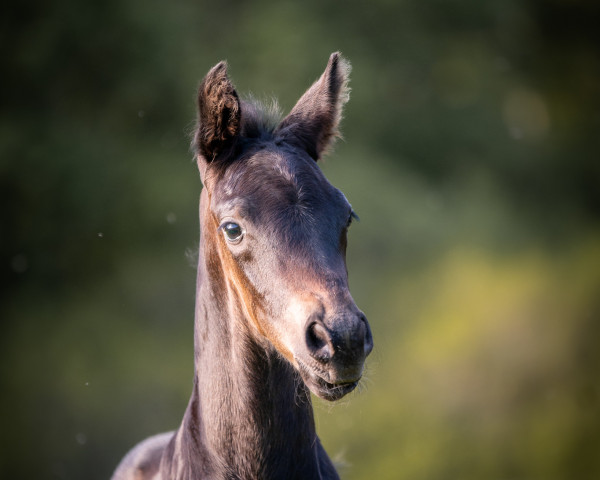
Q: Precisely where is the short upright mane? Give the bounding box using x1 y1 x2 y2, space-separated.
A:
239 97 283 139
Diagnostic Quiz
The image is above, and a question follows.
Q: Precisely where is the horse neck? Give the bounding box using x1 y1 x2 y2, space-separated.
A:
165 203 323 478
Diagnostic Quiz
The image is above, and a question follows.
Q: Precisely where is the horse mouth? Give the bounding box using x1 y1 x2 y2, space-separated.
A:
297 361 360 401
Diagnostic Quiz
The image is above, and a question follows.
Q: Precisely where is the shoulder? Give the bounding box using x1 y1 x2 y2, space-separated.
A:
111 432 174 480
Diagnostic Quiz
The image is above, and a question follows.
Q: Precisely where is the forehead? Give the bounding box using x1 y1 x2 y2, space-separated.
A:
212 143 349 222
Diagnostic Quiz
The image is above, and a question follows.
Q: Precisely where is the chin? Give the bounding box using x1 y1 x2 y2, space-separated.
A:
297 361 361 402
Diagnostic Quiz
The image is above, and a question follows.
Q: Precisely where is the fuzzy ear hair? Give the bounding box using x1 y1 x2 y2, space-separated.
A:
194 61 241 166
276 52 351 160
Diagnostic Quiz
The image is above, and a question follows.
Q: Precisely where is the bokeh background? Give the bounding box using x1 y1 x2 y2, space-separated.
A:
2 0 599 478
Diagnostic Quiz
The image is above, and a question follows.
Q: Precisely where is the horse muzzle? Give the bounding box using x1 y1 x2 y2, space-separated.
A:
297 310 373 401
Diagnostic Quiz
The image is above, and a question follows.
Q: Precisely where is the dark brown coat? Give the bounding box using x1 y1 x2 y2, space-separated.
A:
112 52 372 480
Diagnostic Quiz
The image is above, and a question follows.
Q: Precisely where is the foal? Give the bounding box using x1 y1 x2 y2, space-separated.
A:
112 52 373 480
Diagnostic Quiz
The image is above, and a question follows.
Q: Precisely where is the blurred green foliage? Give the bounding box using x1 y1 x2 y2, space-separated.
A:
1 0 599 478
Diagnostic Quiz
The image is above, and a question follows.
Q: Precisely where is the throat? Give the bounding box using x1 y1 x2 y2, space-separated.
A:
174 298 321 478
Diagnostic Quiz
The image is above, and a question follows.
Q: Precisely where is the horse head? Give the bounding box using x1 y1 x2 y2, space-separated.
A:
194 53 373 401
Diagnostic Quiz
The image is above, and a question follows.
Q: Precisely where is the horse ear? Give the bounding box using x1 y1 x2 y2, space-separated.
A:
276 52 351 161
194 61 241 171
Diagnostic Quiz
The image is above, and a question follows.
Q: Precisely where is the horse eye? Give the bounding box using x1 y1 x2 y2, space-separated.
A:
222 222 244 243
348 210 359 227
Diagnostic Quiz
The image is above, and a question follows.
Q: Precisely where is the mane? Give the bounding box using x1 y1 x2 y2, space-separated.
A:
239 96 282 139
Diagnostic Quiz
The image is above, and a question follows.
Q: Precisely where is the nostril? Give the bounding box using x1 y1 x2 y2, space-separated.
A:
306 322 333 363
360 314 374 356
